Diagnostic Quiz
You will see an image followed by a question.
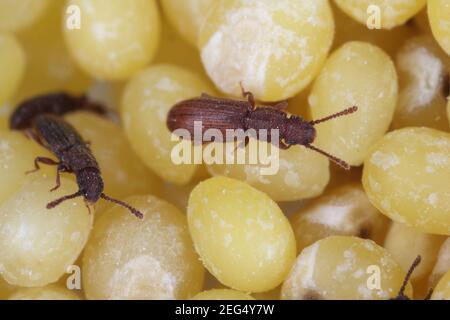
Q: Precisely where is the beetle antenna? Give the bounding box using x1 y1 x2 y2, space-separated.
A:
310 106 358 125
100 193 144 219
305 144 350 170
47 191 83 209
397 255 422 298
424 288 434 300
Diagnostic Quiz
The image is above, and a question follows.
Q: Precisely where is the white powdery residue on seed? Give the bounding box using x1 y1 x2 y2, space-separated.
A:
223 233 232 248
257 217 274 231
201 2 315 97
109 255 177 300
91 21 118 42
299 242 319 290
305 204 355 233
284 170 300 188
70 231 81 242
426 152 449 167
244 165 271 185
357 284 373 299
353 268 364 279
368 175 381 193
154 77 183 93
370 151 400 170
397 46 443 112
427 193 439 208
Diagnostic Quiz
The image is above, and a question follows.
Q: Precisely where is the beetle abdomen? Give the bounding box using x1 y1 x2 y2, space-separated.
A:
167 98 249 138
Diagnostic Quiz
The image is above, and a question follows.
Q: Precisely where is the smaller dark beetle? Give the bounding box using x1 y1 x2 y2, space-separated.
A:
24 114 143 219
10 92 107 130
167 88 357 169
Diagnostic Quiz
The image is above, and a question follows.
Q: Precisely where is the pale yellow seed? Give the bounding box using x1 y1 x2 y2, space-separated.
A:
281 236 413 300
393 35 449 131
428 0 450 56
431 269 450 300
187 176 296 293
0 0 49 32
384 222 445 280
290 184 389 253
121 64 214 185
207 139 329 202
428 238 450 288
83 195 204 300
161 0 217 47
309 41 398 166
0 131 53 204
15 0 91 102
0 176 92 287
64 0 161 80
198 0 334 101
362 127 450 235
0 33 25 105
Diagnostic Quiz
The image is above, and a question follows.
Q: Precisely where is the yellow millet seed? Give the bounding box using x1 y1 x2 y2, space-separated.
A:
188 176 296 293
83 195 204 300
198 0 334 101
281 236 413 300
64 0 161 80
290 184 389 253
0 33 25 105
384 222 445 281
309 41 398 166
121 64 214 185
207 139 329 202
428 0 450 56
431 269 450 300
363 127 450 235
0 176 93 287
0 0 49 32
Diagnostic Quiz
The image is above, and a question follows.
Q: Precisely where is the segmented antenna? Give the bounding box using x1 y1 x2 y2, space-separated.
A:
310 106 358 125
306 144 351 170
397 255 422 299
101 193 144 219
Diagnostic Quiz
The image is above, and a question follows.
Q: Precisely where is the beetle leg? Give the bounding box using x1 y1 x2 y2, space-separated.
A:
240 81 256 110
46 191 83 209
27 157 60 174
50 164 70 192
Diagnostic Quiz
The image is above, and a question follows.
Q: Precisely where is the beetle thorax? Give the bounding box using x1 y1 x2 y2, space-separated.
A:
283 116 316 146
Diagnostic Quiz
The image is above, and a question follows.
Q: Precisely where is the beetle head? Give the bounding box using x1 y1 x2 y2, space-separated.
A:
284 117 316 146
76 168 104 205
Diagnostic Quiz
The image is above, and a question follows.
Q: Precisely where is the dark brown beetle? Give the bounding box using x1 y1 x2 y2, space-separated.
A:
167 87 357 170
23 114 143 219
10 92 107 130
